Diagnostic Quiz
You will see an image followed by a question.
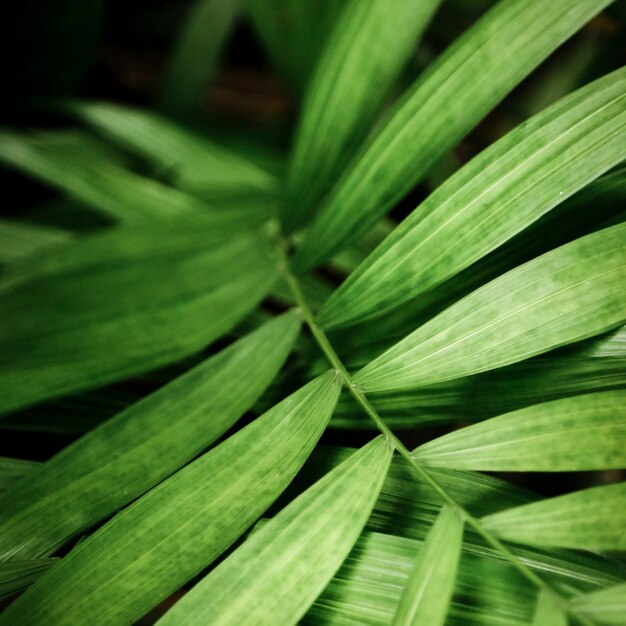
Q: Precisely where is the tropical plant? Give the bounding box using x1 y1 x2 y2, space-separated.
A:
0 0 625 624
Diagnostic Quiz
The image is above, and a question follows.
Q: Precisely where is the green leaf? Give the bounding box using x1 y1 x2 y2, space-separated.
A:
67 101 276 196
318 68 626 328
0 219 72 265
281 0 441 232
0 458 39 491
391 506 463 626
482 482 626 551
354 223 626 392
293 0 612 270
158 0 238 118
413 391 626 471
0 372 341 626
0 311 300 560
0 559 56 601
157 436 392 626
245 0 344 93
531 592 567 626
571 582 626 625
0 222 277 414
0 129 241 225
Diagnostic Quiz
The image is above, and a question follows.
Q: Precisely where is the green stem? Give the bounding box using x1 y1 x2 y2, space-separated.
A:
277 237 595 626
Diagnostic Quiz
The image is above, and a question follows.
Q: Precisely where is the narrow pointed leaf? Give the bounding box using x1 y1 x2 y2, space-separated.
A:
282 0 441 231
158 436 392 626
319 68 626 328
355 223 626 392
571 582 626 625
391 506 463 626
67 101 276 195
158 0 238 118
482 482 626 551
0 559 56 601
414 391 626 471
293 0 612 270
0 311 300 560
532 592 567 626
0 222 277 414
0 372 341 626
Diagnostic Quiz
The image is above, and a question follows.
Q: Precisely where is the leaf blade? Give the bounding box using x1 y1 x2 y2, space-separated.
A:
391 506 463 626
158 436 392 626
0 372 341 626
355 223 626 392
413 391 626 471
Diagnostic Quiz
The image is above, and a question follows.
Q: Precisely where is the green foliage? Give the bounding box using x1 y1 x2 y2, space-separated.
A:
1 1 625 625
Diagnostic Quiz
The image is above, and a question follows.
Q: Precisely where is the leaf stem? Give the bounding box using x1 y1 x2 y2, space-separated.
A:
276 236 595 626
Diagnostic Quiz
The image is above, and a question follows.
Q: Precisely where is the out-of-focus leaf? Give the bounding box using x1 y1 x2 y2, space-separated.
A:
67 101 276 196
158 0 238 118
391 506 462 626
0 558 56 601
0 220 72 265
0 373 341 626
413 391 626 471
158 436 391 626
245 0 344 93
571 582 626 625
318 68 626 328
355 224 626 392
0 457 39 491
0 312 300 560
531 592 567 626
293 0 612 270
0 222 277 414
282 0 441 232
482 482 626 551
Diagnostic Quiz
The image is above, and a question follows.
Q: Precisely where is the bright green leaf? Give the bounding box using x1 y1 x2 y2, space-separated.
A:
0 222 278 414
158 436 391 626
391 506 463 626
0 311 300 560
319 68 626 328
293 0 612 270
354 223 626 392
413 391 626 471
482 482 626 551
0 372 341 626
531 592 567 626
282 0 441 232
571 582 626 625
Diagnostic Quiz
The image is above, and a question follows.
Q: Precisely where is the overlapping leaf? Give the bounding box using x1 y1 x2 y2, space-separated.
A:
0 221 278 414
0 372 341 626
355 223 626 392
319 68 626 328
158 437 391 626
282 0 441 231
0 559 56 601
531 592 567 626
571 582 626 625
293 0 612 270
0 220 71 264
0 311 300 560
